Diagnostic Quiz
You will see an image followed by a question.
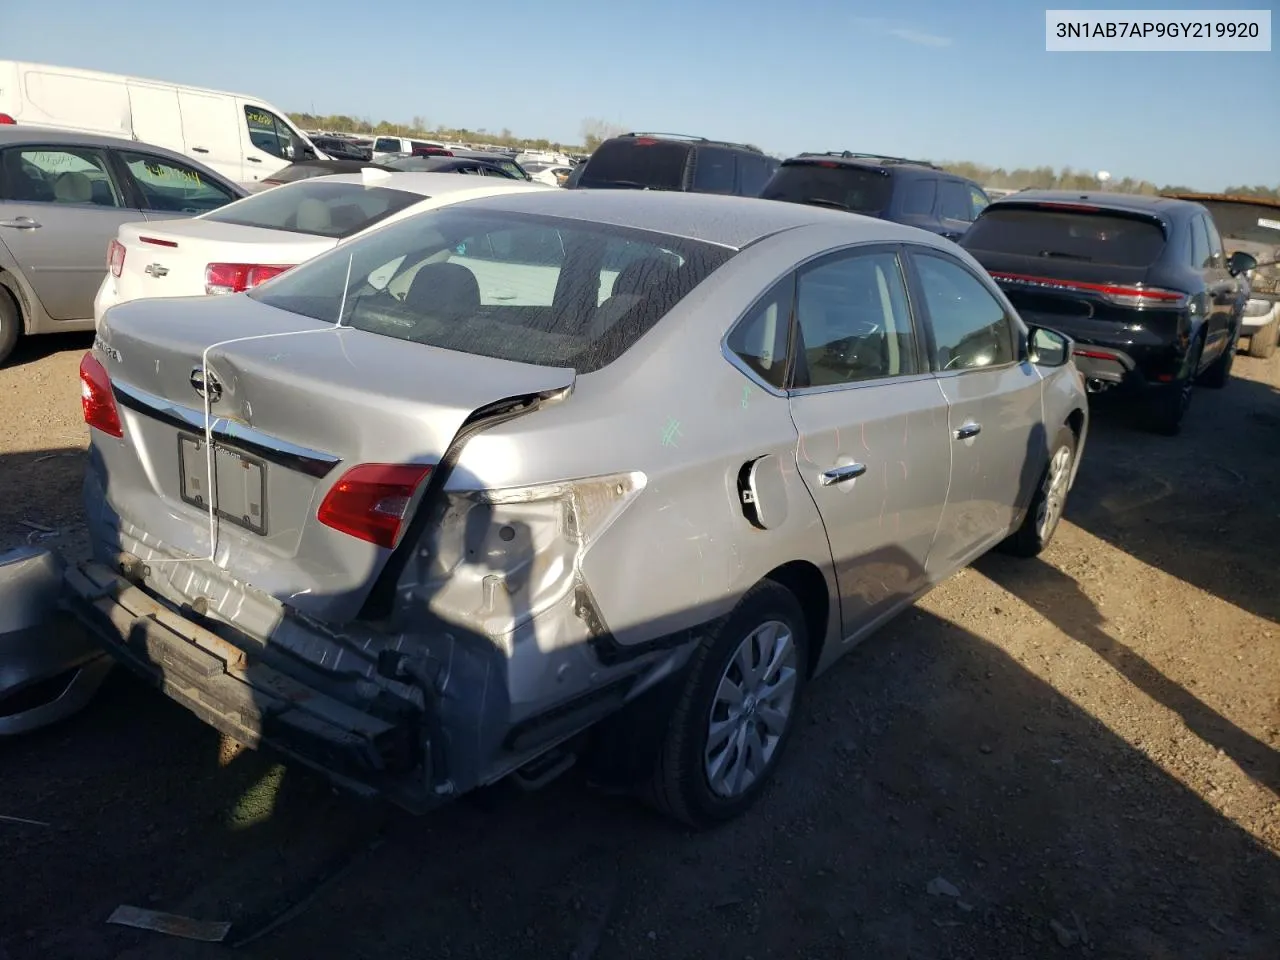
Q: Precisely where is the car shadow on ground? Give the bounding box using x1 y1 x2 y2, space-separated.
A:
2 330 94 370
1065 370 1280 626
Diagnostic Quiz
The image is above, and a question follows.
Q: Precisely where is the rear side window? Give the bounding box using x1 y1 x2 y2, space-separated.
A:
1190 216 1211 268
579 138 691 190
968 186 989 219
250 208 735 373
202 181 423 238
691 147 737 195
760 163 893 216
900 179 937 216
963 206 1168 267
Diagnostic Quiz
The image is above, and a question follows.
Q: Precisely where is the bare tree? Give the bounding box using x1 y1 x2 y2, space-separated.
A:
580 117 627 151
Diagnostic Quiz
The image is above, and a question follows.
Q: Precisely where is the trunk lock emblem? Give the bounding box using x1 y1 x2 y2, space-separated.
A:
190 367 223 403
144 263 169 278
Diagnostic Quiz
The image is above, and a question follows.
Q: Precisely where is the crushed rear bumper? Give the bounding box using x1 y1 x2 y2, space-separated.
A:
63 561 448 812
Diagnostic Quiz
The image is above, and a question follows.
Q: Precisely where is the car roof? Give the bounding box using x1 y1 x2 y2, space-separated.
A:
300 171 544 197
785 152 944 175
992 189 1198 216
0 125 196 160
442 189 932 249
1161 191 1280 212
605 132 764 154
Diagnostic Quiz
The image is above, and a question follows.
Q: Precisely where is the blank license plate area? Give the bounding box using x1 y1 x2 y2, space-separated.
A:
178 434 267 535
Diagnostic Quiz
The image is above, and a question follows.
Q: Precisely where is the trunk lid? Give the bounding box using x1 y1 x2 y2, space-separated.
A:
94 294 575 620
113 218 336 304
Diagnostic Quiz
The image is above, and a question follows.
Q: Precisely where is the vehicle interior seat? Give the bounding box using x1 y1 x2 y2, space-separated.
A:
405 261 482 320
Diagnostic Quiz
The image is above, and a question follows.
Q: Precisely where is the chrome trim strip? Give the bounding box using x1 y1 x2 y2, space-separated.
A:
112 381 342 479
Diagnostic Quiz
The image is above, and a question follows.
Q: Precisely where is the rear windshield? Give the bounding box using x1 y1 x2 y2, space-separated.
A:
202 181 423 239
249 207 735 373
578 139 691 190
962 206 1168 267
760 162 894 216
1193 201 1280 246
373 138 401 152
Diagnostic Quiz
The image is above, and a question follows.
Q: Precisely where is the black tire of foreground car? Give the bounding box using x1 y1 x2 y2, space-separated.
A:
998 424 1078 558
1247 319 1278 359
0 286 20 366
648 580 810 828
1197 331 1238 389
1147 335 1204 436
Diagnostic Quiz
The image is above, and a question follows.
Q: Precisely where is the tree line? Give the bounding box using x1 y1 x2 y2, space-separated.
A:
286 111 1279 200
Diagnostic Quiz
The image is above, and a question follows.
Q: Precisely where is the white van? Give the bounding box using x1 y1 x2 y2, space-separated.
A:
0 61 327 185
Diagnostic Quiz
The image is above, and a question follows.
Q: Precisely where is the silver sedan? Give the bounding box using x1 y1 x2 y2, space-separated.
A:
70 189 1088 826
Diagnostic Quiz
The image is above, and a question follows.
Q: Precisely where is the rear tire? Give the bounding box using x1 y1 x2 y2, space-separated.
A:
1197 331 1237 389
1247 318 1278 359
998 425 1077 558
0 286 20 367
646 580 809 829
1146 336 1202 436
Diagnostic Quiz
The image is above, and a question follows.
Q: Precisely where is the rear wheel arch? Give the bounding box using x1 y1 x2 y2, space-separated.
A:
1066 407 1085 441
763 559 830 677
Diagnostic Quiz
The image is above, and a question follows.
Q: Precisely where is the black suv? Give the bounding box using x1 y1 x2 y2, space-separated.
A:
960 190 1257 435
569 132 778 196
759 152 989 239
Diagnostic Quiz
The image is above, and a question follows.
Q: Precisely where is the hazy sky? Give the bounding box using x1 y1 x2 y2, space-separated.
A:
3 0 1276 190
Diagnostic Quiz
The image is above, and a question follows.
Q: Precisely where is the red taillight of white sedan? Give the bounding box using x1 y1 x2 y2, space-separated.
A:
204 263 294 295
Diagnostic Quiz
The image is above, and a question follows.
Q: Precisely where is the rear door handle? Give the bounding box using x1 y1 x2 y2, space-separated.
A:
0 217 40 229
954 421 982 440
246 156 262 163
191 146 209 154
820 463 867 486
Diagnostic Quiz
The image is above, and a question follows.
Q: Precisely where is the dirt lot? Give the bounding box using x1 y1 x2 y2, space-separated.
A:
1 333 1278 960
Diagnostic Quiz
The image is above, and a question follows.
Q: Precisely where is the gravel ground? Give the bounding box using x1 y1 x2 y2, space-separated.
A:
1 332 1277 960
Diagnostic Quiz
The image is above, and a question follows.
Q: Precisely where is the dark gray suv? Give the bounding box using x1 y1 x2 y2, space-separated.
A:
569 133 778 196
760 152 989 240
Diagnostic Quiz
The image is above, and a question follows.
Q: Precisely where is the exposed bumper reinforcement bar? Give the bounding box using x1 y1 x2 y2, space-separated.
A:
63 561 441 811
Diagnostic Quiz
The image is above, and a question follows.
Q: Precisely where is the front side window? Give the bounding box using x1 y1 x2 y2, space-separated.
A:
968 185 989 220
913 253 1016 371
794 251 919 387
118 151 236 213
726 275 795 389
243 105 294 159
250 208 734 373
202 181 423 238
1203 214 1225 266
737 154 771 197
0 146 121 206
691 147 737 195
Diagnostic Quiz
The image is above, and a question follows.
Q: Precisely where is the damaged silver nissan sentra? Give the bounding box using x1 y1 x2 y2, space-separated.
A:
69 188 1089 826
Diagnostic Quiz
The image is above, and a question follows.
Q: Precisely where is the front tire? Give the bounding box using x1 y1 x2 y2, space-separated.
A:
999 424 1077 558
1247 318 1278 359
647 581 809 828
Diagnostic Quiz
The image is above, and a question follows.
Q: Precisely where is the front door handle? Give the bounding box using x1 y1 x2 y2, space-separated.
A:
954 421 982 440
820 463 867 486
246 156 262 163
191 146 209 154
0 217 41 229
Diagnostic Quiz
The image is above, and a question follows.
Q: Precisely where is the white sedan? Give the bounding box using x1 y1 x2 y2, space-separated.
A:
93 170 551 327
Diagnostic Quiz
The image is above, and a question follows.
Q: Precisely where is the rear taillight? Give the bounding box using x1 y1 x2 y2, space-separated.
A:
204 263 293 295
0 114 15 125
990 271 1188 309
79 353 123 438
317 463 433 549
107 239 126 278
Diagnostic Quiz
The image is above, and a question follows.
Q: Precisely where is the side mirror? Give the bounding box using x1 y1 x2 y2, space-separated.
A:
1027 326 1071 367
1227 250 1257 276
